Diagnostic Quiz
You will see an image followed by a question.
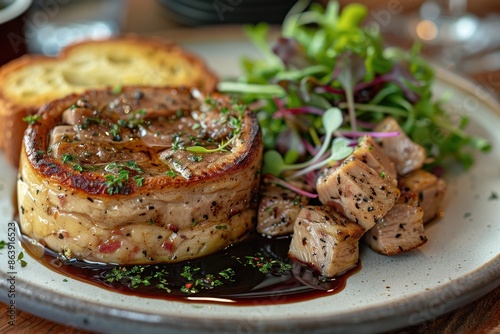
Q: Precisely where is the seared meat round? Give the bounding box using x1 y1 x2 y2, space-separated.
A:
257 178 310 237
288 206 364 277
363 192 427 255
353 136 397 186
374 117 426 175
399 169 447 223
18 86 263 264
316 156 400 230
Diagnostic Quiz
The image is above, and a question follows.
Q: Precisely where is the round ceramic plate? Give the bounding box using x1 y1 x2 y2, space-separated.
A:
0 39 499 334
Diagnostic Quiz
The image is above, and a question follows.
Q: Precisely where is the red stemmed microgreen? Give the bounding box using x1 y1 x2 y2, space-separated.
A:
265 174 318 199
217 1 491 171
290 137 353 178
338 130 400 138
262 107 352 177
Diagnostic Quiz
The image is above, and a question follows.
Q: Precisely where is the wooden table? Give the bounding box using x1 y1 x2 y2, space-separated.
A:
0 286 498 333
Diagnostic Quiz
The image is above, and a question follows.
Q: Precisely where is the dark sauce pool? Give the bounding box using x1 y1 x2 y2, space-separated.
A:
25 234 361 306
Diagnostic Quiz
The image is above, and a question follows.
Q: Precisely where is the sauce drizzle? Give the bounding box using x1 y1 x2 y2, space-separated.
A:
27 235 360 306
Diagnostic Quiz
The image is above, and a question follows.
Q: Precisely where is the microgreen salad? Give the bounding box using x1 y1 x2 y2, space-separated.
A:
218 1 491 189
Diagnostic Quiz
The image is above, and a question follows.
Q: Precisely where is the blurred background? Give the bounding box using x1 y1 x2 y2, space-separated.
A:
1 0 500 87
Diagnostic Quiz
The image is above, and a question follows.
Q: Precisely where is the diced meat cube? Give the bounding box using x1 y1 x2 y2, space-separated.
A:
352 135 397 186
363 192 427 255
257 179 309 236
316 156 400 230
288 206 364 277
374 117 427 175
399 169 447 223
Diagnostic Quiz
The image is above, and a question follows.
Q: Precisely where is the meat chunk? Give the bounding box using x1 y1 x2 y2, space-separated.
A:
374 117 426 175
18 86 263 264
363 192 427 255
316 156 400 230
288 206 364 277
352 135 397 186
257 179 309 237
399 169 447 223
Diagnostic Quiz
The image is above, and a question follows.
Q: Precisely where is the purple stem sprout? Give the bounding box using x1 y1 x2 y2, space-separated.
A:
265 174 318 198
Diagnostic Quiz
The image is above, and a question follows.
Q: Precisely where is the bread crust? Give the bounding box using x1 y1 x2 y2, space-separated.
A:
0 35 219 167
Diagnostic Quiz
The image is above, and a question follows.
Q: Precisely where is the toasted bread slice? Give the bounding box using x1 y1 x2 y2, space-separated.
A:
0 35 218 167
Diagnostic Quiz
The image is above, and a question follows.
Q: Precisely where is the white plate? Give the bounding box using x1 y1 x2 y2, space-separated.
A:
0 40 499 334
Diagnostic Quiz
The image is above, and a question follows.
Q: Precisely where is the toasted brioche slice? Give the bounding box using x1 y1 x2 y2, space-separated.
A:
0 35 218 167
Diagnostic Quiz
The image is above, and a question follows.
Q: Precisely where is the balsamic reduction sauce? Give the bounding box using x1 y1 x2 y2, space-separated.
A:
27 235 360 306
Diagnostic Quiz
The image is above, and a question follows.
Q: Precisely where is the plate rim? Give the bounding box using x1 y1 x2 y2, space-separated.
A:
1 57 499 334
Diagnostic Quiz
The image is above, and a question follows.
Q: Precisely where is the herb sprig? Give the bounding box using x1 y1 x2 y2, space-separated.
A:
102 251 293 295
236 253 292 275
186 101 246 154
104 160 145 195
104 265 236 295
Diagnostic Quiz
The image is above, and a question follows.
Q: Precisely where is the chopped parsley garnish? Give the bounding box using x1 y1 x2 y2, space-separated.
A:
99 243 298 295
186 102 246 154
236 253 291 275
172 134 184 151
189 155 203 162
134 175 145 187
113 109 147 132
111 84 122 95
104 264 235 295
105 169 130 195
22 114 41 125
104 160 145 194
105 266 153 289
17 252 27 267
179 266 235 294
110 124 122 141
166 170 176 178
62 153 75 164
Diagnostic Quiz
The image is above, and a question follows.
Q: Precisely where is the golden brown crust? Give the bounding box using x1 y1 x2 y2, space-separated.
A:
0 35 219 167
23 86 261 196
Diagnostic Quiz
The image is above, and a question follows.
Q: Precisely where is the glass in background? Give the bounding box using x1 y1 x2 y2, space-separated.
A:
25 0 123 56
0 0 32 66
377 0 500 73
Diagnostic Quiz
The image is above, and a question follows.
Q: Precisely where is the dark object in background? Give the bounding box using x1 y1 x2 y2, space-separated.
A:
158 0 298 26
0 0 32 66
25 0 121 56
